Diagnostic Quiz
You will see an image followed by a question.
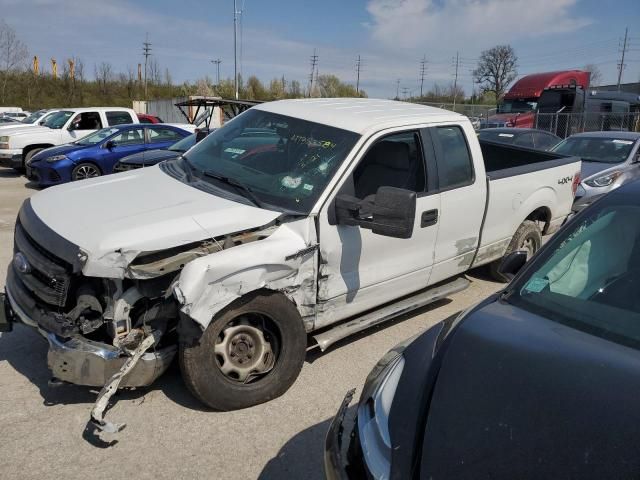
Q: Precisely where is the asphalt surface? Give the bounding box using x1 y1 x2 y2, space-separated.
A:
0 170 503 479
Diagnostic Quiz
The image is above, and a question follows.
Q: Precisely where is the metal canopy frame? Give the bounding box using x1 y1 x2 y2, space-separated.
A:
174 97 262 129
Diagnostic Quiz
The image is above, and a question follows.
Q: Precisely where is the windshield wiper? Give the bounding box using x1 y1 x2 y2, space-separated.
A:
202 170 264 209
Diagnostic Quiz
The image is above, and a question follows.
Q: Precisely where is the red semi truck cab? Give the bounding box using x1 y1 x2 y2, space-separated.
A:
483 70 591 129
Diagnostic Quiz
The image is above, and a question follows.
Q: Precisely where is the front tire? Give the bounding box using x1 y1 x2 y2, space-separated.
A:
21 147 44 173
490 220 542 282
71 162 101 181
179 291 307 411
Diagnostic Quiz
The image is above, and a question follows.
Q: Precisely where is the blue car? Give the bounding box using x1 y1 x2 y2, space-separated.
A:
27 123 190 186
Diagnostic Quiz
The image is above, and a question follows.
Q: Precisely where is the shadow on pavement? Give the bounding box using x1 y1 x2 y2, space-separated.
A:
258 406 356 480
0 169 21 178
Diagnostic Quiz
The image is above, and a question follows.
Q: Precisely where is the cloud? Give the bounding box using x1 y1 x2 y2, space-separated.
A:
366 0 592 52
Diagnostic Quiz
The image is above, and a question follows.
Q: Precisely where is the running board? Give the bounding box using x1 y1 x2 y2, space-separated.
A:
312 277 470 352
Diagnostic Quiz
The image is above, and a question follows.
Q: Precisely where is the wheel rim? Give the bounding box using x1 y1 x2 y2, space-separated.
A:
214 314 279 384
74 165 99 180
520 236 538 260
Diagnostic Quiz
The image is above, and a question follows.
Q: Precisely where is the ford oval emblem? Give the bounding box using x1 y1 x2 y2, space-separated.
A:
13 252 31 274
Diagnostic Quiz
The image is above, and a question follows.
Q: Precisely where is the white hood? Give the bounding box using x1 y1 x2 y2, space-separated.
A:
29 165 282 277
0 125 50 136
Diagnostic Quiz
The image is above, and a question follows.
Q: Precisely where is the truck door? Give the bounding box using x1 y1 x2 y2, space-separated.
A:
316 128 441 328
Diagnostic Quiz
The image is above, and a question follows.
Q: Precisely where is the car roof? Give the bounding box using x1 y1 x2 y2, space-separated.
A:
569 131 640 140
56 107 136 113
254 98 463 134
479 128 558 135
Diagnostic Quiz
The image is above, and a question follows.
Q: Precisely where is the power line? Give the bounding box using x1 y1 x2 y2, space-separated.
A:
142 33 151 101
308 48 318 97
419 55 427 97
617 26 629 89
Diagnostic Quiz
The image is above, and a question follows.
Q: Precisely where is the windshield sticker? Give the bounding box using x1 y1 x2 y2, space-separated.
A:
523 277 549 293
281 176 302 189
498 133 514 138
612 140 633 145
224 147 246 155
303 184 314 191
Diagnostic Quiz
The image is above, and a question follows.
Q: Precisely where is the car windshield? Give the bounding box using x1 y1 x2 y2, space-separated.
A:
168 133 197 152
75 127 120 146
180 109 360 213
497 99 537 114
21 110 46 124
42 110 74 129
552 136 636 163
508 200 640 350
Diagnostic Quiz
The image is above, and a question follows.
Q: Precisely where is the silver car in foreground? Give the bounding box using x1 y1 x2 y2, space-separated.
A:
551 131 640 211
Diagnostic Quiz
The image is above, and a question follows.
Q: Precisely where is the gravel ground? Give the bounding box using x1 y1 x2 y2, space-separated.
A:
0 171 503 480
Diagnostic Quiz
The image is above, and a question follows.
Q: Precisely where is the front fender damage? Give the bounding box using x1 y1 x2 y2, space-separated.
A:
175 217 318 334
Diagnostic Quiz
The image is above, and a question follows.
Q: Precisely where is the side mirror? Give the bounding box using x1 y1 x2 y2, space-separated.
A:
104 140 115 150
498 251 528 281
195 128 210 143
335 186 416 239
38 121 45 126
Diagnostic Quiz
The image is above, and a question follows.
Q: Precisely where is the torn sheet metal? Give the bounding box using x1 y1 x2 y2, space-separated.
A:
175 217 319 331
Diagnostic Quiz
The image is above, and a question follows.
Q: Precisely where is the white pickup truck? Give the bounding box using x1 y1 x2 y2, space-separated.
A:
0 106 138 170
1 99 580 429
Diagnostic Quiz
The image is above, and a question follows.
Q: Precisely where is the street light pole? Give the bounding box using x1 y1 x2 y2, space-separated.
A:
233 0 239 99
211 59 221 86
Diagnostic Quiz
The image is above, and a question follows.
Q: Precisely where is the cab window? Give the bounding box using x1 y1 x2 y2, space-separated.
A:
432 126 474 190
106 111 135 126
70 112 102 130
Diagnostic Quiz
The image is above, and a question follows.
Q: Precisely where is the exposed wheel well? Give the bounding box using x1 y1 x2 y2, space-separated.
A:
526 207 552 234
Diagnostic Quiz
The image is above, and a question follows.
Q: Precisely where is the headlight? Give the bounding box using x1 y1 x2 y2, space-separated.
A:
358 353 405 480
0 136 9 149
45 155 67 163
584 171 622 188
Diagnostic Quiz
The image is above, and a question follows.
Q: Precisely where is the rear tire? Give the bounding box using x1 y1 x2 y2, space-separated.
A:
71 162 101 181
179 291 307 411
490 220 542 282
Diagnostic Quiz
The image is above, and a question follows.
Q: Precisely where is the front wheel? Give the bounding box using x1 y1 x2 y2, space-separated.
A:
490 220 542 282
71 162 101 181
179 291 307 411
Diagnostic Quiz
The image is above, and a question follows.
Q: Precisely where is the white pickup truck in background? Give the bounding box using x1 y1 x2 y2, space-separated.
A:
1 99 580 432
0 106 139 170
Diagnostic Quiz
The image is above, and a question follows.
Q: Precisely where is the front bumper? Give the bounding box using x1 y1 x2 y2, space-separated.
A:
28 160 70 186
4 286 176 387
0 151 23 169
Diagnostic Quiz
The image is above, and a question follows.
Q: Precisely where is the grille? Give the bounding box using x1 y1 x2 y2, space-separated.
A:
48 170 61 182
13 222 71 308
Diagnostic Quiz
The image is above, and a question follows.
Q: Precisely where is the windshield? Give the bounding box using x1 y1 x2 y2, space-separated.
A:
168 133 197 152
497 99 537 114
75 127 120 146
21 110 46 124
43 110 74 129
509 201 640 350
552 136 636 163
180 109 360 213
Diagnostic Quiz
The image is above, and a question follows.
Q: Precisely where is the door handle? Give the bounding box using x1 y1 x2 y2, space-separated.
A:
421 209 439 228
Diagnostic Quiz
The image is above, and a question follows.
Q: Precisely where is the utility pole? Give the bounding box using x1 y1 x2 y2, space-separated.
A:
402 87 410 99
233 0 239 99
617 27 628 90
419 55 427 98
211 59 222 86
355 54 362 96
452 51 460 109
143 33 152 101
396 79 400 99
308 49 318 97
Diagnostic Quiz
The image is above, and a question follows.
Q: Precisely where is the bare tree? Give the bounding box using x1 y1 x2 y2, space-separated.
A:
0 19 28 102
473 45 518 102
583 63 603 86
94 62 113 96
148 59 161 85
164 67 172 87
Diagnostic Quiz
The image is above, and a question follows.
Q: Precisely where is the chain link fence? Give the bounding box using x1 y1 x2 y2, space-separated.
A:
534 112 640 138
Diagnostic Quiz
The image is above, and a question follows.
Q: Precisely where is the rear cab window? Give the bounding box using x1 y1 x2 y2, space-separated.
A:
106 111 135 126
431 125 475 190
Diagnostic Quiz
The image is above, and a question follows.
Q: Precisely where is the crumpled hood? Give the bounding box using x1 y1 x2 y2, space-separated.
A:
120 148 180 166
29 165 281 277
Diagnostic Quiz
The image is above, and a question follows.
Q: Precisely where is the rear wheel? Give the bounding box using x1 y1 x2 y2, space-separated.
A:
179 291 307 411
71 162 101 181
490 220 542 282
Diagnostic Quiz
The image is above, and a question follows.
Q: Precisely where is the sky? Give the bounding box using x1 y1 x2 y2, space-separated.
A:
1 0 639 99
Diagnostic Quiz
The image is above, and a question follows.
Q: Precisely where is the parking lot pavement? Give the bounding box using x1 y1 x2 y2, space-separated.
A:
0 172 503 480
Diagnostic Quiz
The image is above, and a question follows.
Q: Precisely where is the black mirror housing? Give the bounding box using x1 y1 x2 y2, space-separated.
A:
334 186 416 239
498 250 528 280
104 140 115 150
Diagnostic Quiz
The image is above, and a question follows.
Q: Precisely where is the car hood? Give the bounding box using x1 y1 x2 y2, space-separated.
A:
417 299 640 478
580 160 626 180
31 143 91 162
120 149 180 166
0 125 51 137
29 165 281 278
